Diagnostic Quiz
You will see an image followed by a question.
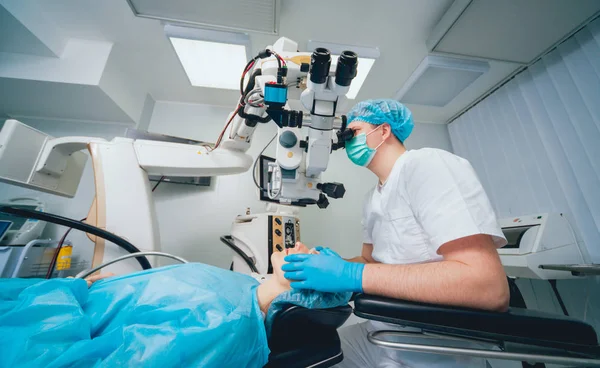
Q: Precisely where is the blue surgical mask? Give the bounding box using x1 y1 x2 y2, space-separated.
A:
345 125 384 167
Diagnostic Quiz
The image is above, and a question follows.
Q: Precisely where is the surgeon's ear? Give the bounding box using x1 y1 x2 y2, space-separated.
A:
381 123 393 141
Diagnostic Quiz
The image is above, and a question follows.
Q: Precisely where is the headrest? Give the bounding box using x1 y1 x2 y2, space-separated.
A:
268 304 351 352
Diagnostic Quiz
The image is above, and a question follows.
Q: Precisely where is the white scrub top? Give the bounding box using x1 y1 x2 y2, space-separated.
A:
362 148 506 264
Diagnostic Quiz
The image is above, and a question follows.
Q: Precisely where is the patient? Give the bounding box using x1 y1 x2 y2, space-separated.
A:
0 244 350 368
85 242 317 314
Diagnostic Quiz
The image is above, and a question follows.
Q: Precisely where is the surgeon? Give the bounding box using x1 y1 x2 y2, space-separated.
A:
283 99 509 367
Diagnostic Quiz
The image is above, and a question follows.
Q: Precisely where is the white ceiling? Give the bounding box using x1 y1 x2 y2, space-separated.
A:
27 0 463 123
0 0 597 125
0 5 55 57
433 0 600 63
127 0 279 34
0 78 131 123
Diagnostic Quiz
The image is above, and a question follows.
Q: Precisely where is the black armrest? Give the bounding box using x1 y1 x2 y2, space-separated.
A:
354 294 598 354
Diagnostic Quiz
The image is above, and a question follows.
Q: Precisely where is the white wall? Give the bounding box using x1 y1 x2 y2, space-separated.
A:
148 100 453 267
148 101 279 268
448 18 600 334
0 118 127 275
406 120 454 153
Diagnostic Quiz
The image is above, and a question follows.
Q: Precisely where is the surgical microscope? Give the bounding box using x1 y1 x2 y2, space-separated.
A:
217 38 360 275
220 37 356 208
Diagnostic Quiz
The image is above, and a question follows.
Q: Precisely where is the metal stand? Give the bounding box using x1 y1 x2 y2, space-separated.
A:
7 239 72 278
507 277 546 368
368 330 600 366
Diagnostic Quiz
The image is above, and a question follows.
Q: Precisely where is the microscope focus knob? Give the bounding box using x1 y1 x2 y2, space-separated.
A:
317 194 330 209
279 130 298 148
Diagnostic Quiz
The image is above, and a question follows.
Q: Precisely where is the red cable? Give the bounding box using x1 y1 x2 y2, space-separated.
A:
241 60 256 83
277 54 286 66
245 60 256 73
212 103 242 151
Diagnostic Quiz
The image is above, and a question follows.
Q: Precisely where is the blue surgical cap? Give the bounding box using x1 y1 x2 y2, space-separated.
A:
347 99 414 142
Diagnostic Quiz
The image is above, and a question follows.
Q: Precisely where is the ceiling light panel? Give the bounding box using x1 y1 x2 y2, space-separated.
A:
165 25 250 90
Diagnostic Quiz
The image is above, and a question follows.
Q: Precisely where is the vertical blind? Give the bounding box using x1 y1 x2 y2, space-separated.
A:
449 17 600 261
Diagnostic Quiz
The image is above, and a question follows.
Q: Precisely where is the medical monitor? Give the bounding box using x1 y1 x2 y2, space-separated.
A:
258 155 305 207
0 221 12 242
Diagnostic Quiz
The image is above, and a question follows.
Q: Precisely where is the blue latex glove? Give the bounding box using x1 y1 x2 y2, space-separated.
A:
283 249 364 293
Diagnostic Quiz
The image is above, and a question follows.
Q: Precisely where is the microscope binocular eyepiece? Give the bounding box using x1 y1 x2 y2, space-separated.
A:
336 128 355 148
309 48 331 84
309 48 358 88
335 50 358 87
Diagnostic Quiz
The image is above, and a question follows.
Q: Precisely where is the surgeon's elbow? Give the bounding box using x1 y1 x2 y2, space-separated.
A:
483 275 510 312
491 286 510 313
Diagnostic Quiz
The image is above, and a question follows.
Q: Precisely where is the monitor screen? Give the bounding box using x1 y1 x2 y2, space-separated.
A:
0 205 37 231
0 221 12 242
258 155 306 207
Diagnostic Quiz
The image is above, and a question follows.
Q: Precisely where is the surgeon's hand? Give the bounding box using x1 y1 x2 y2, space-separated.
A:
282 248 364 293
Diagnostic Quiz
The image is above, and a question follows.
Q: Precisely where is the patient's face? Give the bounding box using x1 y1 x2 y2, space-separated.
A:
270 242 312 288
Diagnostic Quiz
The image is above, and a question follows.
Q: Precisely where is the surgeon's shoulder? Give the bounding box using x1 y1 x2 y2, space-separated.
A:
402 148 470 176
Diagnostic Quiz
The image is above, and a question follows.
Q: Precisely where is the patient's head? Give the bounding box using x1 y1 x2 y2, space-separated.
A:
270 242 315 289
261 243 353 328
256 242 319 314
